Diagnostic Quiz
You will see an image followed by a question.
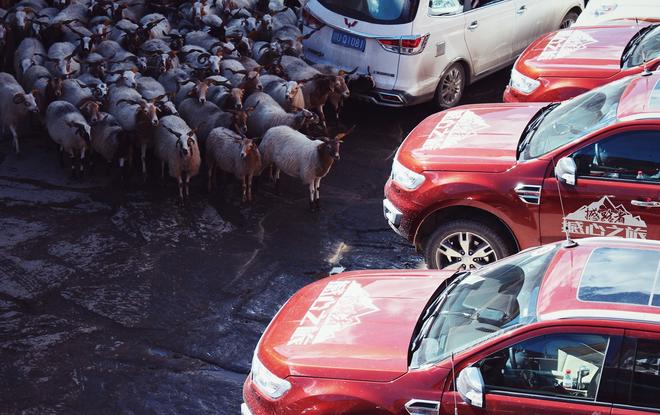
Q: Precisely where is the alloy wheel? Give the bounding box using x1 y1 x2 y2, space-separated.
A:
434 231 498 271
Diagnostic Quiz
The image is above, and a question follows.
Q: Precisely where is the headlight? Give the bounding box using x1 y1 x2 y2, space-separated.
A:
594 3 618 16
391 159 425 190
509 68 541 94
251 354 291 399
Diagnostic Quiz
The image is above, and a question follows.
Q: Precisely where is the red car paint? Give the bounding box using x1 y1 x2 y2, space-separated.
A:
242 238 660 414
385 72 660 259
504 23 660 103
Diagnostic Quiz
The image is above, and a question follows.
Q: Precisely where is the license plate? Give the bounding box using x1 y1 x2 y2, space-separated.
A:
331 29 366 52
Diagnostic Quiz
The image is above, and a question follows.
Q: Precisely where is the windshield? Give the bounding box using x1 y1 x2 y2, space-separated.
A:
519 78 629 161
410 244 559 368
318 0 420 24
624 24 660 68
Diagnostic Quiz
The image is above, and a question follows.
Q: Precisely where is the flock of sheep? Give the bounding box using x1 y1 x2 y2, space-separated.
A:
0 0 373 209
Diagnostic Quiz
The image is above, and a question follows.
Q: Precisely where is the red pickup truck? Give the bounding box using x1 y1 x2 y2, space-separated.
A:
384 72 659 269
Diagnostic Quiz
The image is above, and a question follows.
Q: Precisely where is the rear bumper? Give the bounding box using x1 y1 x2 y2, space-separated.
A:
353 88 435 107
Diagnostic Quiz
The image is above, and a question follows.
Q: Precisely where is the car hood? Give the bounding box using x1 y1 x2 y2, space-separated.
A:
517 25 641 79
398 103 546 173
258 270 452 382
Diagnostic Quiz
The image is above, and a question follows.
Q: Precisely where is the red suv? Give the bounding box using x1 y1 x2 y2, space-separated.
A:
242 238 660 415
503 22 660 103
384 72 660 269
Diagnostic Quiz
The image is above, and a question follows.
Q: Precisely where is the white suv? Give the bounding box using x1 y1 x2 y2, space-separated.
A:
302 0 584 108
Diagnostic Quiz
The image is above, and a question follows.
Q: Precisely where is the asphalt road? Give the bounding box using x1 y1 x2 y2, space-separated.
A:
0 67 510 414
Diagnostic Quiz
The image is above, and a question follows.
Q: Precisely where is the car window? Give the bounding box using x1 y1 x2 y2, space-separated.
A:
522 78 629 160
429 0 462 16
630 339 660 409
578 248 660 307
572 131 660 183
625 25 660 68
479 334 610 401
318 0 420 24
469 0 503 9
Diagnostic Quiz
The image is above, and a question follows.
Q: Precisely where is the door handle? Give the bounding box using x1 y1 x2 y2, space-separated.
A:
631 200 660 208
468 21 479 30
517 5 526 15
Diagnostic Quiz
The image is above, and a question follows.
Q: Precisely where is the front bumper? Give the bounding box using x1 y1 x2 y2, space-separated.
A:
383 198 403 234
383 180 424 244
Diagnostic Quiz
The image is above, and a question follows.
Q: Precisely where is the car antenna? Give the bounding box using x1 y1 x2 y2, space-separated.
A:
636 18 653 76
554 158 579 248
451 352 458 415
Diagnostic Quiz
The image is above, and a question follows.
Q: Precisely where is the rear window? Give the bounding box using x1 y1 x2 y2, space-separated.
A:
318 0 420 24
578 247 660 307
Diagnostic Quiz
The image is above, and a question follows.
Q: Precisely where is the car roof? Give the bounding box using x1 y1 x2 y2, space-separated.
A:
617 71 660 122
537 238 660 325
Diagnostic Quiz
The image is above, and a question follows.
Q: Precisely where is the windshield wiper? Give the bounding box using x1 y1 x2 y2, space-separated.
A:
408 271 470 359
621 24 658 67
517 103 560 160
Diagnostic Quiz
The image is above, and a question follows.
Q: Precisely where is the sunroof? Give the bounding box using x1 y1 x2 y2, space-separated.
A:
578 247 660 307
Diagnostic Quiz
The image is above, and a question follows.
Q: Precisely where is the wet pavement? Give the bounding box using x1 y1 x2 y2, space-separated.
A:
0 68 509 414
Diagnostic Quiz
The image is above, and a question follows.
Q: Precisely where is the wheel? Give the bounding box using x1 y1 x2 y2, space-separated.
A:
424 219 514 270
434 63 466 110
560 10 579 29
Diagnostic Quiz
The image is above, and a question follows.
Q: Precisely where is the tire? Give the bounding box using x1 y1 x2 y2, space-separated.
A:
560 11 580 29
434 63 466 110
424 219 514 270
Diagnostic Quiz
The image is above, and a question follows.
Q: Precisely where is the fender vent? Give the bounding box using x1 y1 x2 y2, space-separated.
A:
515 184 542 205
405 399 440 415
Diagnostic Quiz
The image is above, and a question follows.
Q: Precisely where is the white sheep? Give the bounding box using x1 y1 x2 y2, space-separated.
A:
0 72 39 155
154 115 202 202
259 125 353 211
206 127 262 202
261 74 305 112
244 92 317 137
46 100 92 178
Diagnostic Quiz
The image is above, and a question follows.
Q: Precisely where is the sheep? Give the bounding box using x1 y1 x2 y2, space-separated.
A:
90 111 130 178
281 55 346 128
312 63 354 121
0 72 39 154
206 82 245 111
174 76 231 106
206 127 261 202
135 76 177 115
154 115 201 202
13 37 45 83
220 58 262 94
243 91 317 137
108 86 161 176
259 125 352 211
158 66 189 97
139 13 170 39
261 74 304 112
178 97 257 143
43 41 80 78
45 100 91 177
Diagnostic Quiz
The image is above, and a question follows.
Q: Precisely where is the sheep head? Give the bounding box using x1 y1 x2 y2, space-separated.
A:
238 138 258 160
48 77 64 98
68 121 92 143
13 91 39 113
80 100 103 124
318 126 355 161
229 87 244 110
228 102 259 136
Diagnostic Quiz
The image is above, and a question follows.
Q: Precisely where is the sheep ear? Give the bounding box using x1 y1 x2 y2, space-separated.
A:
12 93 25 104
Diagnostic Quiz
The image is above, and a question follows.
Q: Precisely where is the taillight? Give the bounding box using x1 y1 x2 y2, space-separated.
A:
377 34 429 55
302 8 323 29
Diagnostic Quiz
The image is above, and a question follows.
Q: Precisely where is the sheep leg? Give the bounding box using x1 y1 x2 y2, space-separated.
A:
140 144 148 182
308 182 317 212
185 174 191 202
274 168 281 195
207 165 215 194
177 176 184 204
241 176 247 203
59 146 65 167
315 106 327 130
69 152 76 179
314 177 321 210
247 175 254 202
119 157 129 185
79 148 86 179
9 125 19 156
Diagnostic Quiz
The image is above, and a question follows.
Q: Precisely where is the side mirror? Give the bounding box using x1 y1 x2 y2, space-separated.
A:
555 157 577 186
457 366 484 408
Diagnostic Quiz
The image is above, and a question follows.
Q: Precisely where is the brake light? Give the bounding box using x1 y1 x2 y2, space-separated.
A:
377 34 429 55
302 8 323 29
